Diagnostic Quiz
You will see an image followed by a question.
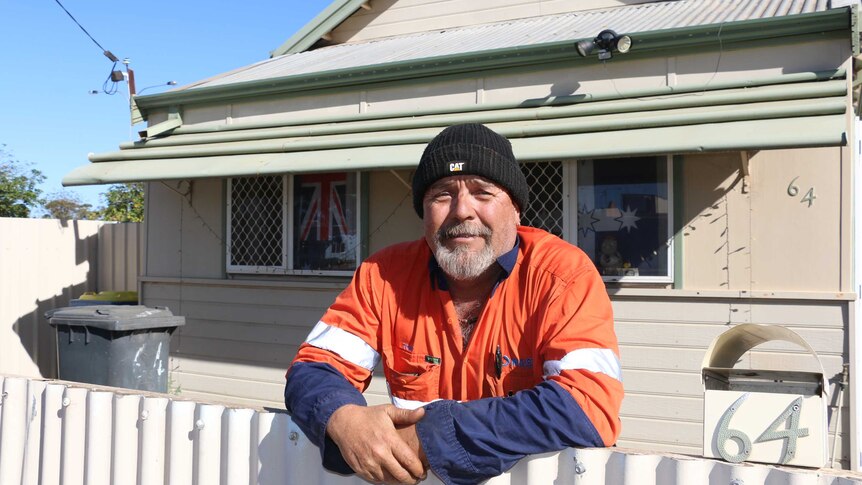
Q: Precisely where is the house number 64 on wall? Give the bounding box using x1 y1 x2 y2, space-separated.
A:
787 177 816 207
716 392 809 464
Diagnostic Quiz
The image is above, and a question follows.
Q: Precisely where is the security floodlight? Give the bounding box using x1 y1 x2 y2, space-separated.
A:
616 34 632 54
576 29 632 60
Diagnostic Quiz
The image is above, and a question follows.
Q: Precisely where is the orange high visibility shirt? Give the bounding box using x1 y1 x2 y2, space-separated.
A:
293 225 623 445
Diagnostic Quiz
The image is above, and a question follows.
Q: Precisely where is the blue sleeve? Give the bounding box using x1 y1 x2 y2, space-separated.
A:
284 361 366 474
415 380 604 485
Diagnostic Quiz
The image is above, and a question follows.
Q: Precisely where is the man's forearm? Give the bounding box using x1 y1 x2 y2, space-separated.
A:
284 361 366 473
415 380 604 485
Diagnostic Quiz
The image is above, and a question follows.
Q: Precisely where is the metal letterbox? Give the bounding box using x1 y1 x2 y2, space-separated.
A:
702 324 828 468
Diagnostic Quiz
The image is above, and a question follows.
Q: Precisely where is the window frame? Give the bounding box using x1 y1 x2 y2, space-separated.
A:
565 155 675 284
225 173 362 277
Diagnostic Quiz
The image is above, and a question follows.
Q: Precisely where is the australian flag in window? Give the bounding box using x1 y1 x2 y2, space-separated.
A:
294 173 357 271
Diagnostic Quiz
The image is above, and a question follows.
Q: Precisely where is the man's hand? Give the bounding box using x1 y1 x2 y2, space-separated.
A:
395 423 427 468
327 404 427 484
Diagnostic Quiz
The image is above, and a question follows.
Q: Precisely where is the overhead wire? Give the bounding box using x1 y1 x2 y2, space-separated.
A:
52 0 111 55
51 0 125 94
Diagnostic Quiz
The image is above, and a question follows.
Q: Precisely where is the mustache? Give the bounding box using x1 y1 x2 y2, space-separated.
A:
437 221 492 241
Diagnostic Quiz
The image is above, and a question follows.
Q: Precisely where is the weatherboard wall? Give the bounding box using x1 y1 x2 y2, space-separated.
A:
681 147 849 292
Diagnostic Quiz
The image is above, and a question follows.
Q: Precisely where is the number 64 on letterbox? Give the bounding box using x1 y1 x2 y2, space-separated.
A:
702 324 828 468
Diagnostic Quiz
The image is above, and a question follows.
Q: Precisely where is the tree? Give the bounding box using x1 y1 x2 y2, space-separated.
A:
0 146 45 218
42 191 97 220
100 183 144 222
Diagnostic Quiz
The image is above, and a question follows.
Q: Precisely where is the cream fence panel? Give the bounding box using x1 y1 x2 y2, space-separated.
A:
0 218 140 379
0 376 859 485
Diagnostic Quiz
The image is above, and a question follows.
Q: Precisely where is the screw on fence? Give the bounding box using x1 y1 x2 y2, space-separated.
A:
62 397 71 407
573 459 586 475
288 431 299 442
195 419 205 430
140 410 149 420
730 480 745 485
0 391 7 405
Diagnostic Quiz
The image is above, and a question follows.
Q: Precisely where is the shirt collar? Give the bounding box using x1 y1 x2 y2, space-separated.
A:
428 236 520 292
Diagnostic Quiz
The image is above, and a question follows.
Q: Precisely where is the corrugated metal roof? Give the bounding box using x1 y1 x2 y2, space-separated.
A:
184 0 833 90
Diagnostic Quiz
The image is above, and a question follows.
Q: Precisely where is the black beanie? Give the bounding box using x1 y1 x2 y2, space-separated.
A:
412 123 529 217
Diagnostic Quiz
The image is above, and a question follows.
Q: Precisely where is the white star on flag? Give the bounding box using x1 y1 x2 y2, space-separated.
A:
578 205 600 237
616 206 641 232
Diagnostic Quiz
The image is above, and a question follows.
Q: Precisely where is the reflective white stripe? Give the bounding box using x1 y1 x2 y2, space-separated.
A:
305 321 380 371
390 396 441 410
543 348 622 381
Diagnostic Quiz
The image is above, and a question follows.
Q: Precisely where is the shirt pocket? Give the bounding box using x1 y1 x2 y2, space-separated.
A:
386 348 440 403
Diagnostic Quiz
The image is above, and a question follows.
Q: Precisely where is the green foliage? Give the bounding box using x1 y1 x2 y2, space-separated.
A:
0 146 45 218
99 183 144 222
42 191 97 220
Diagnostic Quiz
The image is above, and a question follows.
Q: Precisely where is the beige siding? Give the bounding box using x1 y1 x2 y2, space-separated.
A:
749 147 845 291
673 37 850 87
328 0 663 44
231 91 363 124
145 182 183 277
368 170 422 254
145 180 223 279
142 279 344 407
366 78 481 113
680 152 741 289
0 218 140 379
681 147 845 292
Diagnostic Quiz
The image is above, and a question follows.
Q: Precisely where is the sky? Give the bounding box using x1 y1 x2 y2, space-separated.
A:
0 0 332 209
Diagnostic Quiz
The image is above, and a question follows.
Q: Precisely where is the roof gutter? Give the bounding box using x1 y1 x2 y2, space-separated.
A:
135 8 850 117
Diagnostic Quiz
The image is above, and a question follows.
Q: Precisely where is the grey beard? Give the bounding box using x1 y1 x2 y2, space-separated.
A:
433 222 496 280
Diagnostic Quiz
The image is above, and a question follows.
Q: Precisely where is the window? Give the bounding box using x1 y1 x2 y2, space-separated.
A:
576 156 672 282
521 161 564 237
227 173 360 275
522 157 673 283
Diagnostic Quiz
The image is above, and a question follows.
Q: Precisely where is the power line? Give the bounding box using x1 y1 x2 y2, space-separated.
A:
51 0 119 62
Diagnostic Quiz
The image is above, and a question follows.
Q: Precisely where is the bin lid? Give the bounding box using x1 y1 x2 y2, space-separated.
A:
77 291 138 303
47 305 185 331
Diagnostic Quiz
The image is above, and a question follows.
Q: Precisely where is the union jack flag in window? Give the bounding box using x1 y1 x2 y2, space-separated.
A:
293 172 358 271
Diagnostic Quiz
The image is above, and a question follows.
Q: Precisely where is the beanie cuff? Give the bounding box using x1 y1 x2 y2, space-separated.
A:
412 124 529 217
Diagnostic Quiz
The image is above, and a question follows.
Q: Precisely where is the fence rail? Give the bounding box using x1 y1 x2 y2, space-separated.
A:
0 376 859 485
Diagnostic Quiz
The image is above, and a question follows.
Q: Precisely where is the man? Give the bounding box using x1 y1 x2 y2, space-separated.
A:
285 123 623 485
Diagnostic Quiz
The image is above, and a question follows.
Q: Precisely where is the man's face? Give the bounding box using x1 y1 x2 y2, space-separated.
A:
423 175 520 281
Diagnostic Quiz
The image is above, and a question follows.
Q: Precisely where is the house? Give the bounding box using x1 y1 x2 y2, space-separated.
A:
64 0 861 470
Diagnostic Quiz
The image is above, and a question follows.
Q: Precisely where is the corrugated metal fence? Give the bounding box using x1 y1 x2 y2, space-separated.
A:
0 376 859 485
0 218 140 379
